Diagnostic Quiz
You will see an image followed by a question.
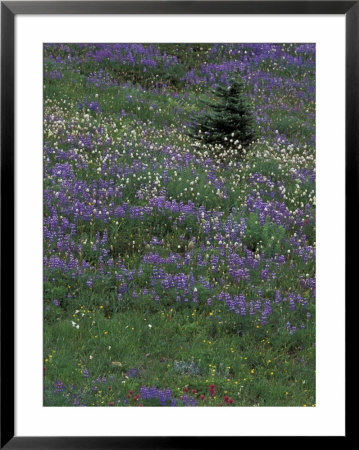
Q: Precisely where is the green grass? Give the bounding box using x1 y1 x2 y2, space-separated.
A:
44 306 315 406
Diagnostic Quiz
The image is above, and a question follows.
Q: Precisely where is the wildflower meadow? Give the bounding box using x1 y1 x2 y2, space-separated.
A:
43 44 315 407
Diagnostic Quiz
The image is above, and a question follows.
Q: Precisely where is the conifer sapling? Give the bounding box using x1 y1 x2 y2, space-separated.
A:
188 75 256 159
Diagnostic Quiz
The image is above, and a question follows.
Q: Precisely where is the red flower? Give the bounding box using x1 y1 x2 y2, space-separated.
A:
224 395 229 403
43 366 46 376
184 387 189 392
109 401 114 406
139 404 143 407
192 389 197 395
108 386 112 391
200 395 205 400
229 398 233 404
129 390 133 395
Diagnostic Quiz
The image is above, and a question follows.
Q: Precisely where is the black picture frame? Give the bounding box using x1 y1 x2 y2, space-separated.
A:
1 1 352 447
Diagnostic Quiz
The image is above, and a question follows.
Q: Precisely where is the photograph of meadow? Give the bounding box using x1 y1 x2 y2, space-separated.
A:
43 43 315 407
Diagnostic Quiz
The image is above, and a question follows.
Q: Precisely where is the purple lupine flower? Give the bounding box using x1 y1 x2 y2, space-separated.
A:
150 386 158 398
165 387 172 400
140 386 149 400
275 290 281 303
158 390 166 405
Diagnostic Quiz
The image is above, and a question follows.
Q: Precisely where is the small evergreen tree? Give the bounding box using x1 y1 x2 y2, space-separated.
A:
187 75 255 159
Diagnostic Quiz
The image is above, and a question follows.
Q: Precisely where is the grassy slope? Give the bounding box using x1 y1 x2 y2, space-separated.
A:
43 44 315 407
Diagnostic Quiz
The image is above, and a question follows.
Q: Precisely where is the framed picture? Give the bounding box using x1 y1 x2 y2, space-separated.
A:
1 1 351 446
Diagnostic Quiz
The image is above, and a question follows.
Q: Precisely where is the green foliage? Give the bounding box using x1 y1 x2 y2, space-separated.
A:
244 212 286 257
187 75 256 158
273 114 307 139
